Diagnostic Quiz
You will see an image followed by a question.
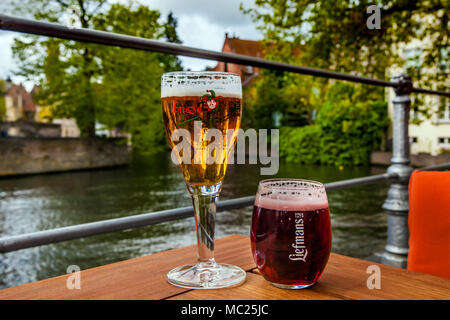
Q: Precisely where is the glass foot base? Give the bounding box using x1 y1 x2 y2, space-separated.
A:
167 263 246 289
269 281 316 290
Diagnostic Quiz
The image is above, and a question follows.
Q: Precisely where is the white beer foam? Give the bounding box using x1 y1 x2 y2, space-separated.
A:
161 72 242 98
255 196 328 211
255 179 328 211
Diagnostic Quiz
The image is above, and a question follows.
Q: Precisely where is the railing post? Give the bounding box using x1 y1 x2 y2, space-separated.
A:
381 74 414 268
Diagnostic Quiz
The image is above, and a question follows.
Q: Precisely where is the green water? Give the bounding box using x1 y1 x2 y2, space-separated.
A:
0 152 389 289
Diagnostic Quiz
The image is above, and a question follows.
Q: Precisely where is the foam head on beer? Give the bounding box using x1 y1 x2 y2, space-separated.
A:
161 72 242 99
254 179 329 211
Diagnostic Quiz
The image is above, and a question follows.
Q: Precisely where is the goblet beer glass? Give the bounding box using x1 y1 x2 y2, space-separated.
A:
251 179 331 289
161 71 246 289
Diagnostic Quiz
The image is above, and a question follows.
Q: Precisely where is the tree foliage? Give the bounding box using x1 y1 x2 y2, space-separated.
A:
243 0 447 165
317 84 389 166
279 125 321 164
243 68 327 130
93 4 181 152
10 0 182 152
243 69 286 130
279 83 390 166
242 0 448 86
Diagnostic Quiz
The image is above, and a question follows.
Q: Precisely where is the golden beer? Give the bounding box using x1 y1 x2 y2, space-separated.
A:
161 90 241 185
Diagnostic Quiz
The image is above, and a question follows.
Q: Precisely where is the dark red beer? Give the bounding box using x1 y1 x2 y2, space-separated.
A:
251 179 331 289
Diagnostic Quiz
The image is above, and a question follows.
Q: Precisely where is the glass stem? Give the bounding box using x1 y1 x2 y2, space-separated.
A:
188 182 222 266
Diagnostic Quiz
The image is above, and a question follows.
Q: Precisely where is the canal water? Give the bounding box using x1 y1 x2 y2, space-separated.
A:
0 152 390 289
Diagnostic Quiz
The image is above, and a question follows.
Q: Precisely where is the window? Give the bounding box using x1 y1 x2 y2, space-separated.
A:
409 96 421 122
403 48 422 69
410 108 420 121
437 137 450 152
410 137 418 143
311 109 317 121
246 66 253 74
439 47 449 73
436 97 450 123
272 111 283 128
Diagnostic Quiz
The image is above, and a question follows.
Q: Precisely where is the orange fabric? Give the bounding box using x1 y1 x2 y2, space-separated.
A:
407 170 450 279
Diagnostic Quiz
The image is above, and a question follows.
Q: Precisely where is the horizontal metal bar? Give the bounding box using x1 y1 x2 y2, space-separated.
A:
0 206 191 254
0 195 255 254
1 14 448 97
325 172 397 191
0 173 397 253
412 87 450 96
418 162 450 171
8 163 448 254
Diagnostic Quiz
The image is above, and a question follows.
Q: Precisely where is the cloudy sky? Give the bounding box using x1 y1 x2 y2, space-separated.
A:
0 0 262 89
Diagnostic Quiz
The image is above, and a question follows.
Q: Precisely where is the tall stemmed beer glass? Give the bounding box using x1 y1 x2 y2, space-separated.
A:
161 72 246 289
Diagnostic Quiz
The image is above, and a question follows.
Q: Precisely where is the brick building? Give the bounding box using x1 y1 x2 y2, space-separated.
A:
210 33 264 87
3 78 37 121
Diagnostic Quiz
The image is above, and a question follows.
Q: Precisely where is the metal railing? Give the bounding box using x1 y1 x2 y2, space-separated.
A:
0 172 397 253
0 15 449 268
0 15 448 98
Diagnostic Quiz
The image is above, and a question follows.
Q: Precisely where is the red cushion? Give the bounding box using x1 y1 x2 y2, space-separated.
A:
407 170 450 279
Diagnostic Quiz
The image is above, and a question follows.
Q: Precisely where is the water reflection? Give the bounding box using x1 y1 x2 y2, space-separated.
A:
0 152 389 289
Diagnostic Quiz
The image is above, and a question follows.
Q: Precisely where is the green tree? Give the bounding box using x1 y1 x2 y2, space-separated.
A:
94 4 181 153
242 0 448 89
243 60 327 130
242 0 447 165
316 84 389 166
243 69 287 129
279 83 390 166
12 0 111 137
280 73 326 126
10 0 182 151
279 125 321 164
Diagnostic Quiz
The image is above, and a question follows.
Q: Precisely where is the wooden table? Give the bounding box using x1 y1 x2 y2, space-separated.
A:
0 235 448 300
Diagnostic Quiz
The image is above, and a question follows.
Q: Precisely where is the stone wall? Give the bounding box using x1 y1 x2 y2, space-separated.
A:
0 137 130 176
0 120 61 138
371 151 450 167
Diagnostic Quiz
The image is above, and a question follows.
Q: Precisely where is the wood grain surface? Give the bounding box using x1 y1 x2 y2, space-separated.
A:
0 235 448 300
0 235 254 300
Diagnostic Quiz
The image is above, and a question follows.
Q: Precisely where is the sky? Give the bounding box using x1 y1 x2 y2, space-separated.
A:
0 0 263 90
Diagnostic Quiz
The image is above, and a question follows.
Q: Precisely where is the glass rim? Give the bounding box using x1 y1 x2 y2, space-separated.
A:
161 71 242 98
161 71 241 78
257 178 325 190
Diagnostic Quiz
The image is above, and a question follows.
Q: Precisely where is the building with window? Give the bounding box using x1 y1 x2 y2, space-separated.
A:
408 96 450 155
3 78 38 121
388 37 449 156
1 81 82 138
209 33 264 87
